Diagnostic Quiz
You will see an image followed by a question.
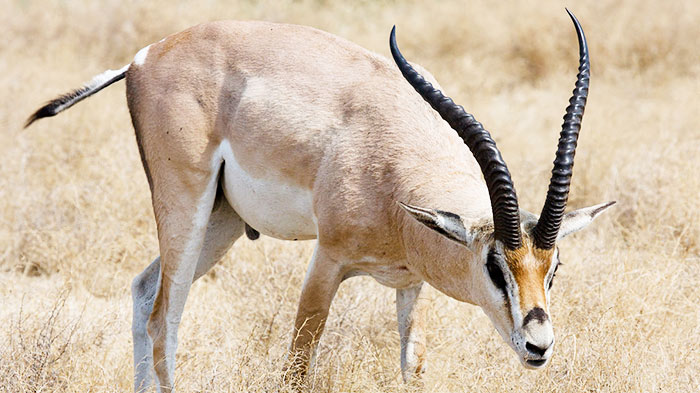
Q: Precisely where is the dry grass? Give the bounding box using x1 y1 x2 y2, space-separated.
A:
2 0 699 391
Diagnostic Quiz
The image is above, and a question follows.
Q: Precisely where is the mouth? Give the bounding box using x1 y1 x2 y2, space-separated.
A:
525 358 547 368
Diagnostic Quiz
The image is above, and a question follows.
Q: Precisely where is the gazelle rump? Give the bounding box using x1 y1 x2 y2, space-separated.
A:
26 10 614 392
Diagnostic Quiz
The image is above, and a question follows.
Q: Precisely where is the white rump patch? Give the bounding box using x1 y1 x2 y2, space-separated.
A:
87 64 130 88
217 140 317 240
133 44 151 66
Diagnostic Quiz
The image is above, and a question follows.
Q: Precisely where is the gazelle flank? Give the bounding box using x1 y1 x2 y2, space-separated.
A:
25 9 614 392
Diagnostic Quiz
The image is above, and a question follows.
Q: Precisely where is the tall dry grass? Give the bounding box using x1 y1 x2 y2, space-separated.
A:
1 0 698 391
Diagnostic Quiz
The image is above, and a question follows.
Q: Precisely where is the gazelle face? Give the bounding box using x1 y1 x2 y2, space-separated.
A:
479 238 559 368
399 201 615 369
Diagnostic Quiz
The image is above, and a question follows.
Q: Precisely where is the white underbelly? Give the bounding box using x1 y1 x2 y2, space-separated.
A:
219 140 317 240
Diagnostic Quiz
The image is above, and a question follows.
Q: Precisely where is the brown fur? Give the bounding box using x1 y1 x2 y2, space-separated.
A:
28 19 612 390
506 241 554 312
123 22 499 388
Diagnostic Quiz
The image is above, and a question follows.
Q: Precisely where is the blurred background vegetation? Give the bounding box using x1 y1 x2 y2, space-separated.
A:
1 1 698 391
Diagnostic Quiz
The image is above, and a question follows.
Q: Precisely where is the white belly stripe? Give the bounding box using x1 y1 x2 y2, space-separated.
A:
218 140 317 240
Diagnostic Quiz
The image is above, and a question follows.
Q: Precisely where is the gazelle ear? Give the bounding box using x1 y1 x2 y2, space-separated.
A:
398 202 468 245
557 201 616 241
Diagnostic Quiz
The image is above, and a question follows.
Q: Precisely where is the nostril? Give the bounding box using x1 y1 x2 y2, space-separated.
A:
526 341 548 357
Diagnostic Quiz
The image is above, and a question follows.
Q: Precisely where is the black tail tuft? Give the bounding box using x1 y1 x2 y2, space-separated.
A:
25 87 90 128
24 68 127 129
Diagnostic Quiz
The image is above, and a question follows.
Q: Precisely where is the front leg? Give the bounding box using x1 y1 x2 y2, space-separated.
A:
397 282 428 383
286 246 344 385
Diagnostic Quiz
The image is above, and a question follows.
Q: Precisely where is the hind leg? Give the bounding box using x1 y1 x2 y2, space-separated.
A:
132 189 244 392
131 154 248 392
132 257 160 392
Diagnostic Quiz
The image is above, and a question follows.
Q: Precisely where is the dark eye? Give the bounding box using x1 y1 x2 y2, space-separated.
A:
486 251 507 291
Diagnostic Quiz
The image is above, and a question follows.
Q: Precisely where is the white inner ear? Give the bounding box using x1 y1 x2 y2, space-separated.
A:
557 201 615 241
437 214 468 243
398 202 469 245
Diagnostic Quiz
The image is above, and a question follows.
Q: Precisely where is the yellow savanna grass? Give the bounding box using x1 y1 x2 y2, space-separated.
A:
1 0 698 391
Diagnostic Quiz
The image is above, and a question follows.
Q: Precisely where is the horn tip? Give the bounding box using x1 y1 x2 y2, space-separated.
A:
565 8 581 29
389 25 404 64
565 8 582 29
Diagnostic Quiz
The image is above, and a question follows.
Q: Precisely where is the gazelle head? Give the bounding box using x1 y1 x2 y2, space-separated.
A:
391 10 615 368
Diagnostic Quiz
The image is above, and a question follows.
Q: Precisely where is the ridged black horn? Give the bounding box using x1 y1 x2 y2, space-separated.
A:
390 26 522 250
532 9 590 250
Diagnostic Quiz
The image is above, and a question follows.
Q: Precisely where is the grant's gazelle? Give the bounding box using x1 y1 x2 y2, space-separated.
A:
26 10 613 392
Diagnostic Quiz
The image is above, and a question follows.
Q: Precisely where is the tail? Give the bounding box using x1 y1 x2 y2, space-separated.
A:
24 64 130 128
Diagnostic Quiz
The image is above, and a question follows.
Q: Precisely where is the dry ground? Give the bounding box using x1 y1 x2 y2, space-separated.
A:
1 0 699 392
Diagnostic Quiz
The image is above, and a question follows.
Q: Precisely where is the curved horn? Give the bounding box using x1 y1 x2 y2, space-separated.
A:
532 9 590 250
390 27 522 250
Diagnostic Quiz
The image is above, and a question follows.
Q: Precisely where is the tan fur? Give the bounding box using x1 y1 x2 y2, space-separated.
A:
123 21 544 390
123 22 490 390
30 19 614 391
506 242 553 312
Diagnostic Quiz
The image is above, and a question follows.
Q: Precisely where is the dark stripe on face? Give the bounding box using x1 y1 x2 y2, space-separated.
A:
487 251 507 293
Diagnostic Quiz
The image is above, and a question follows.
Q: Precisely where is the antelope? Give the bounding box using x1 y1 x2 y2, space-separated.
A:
26 9 614 392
